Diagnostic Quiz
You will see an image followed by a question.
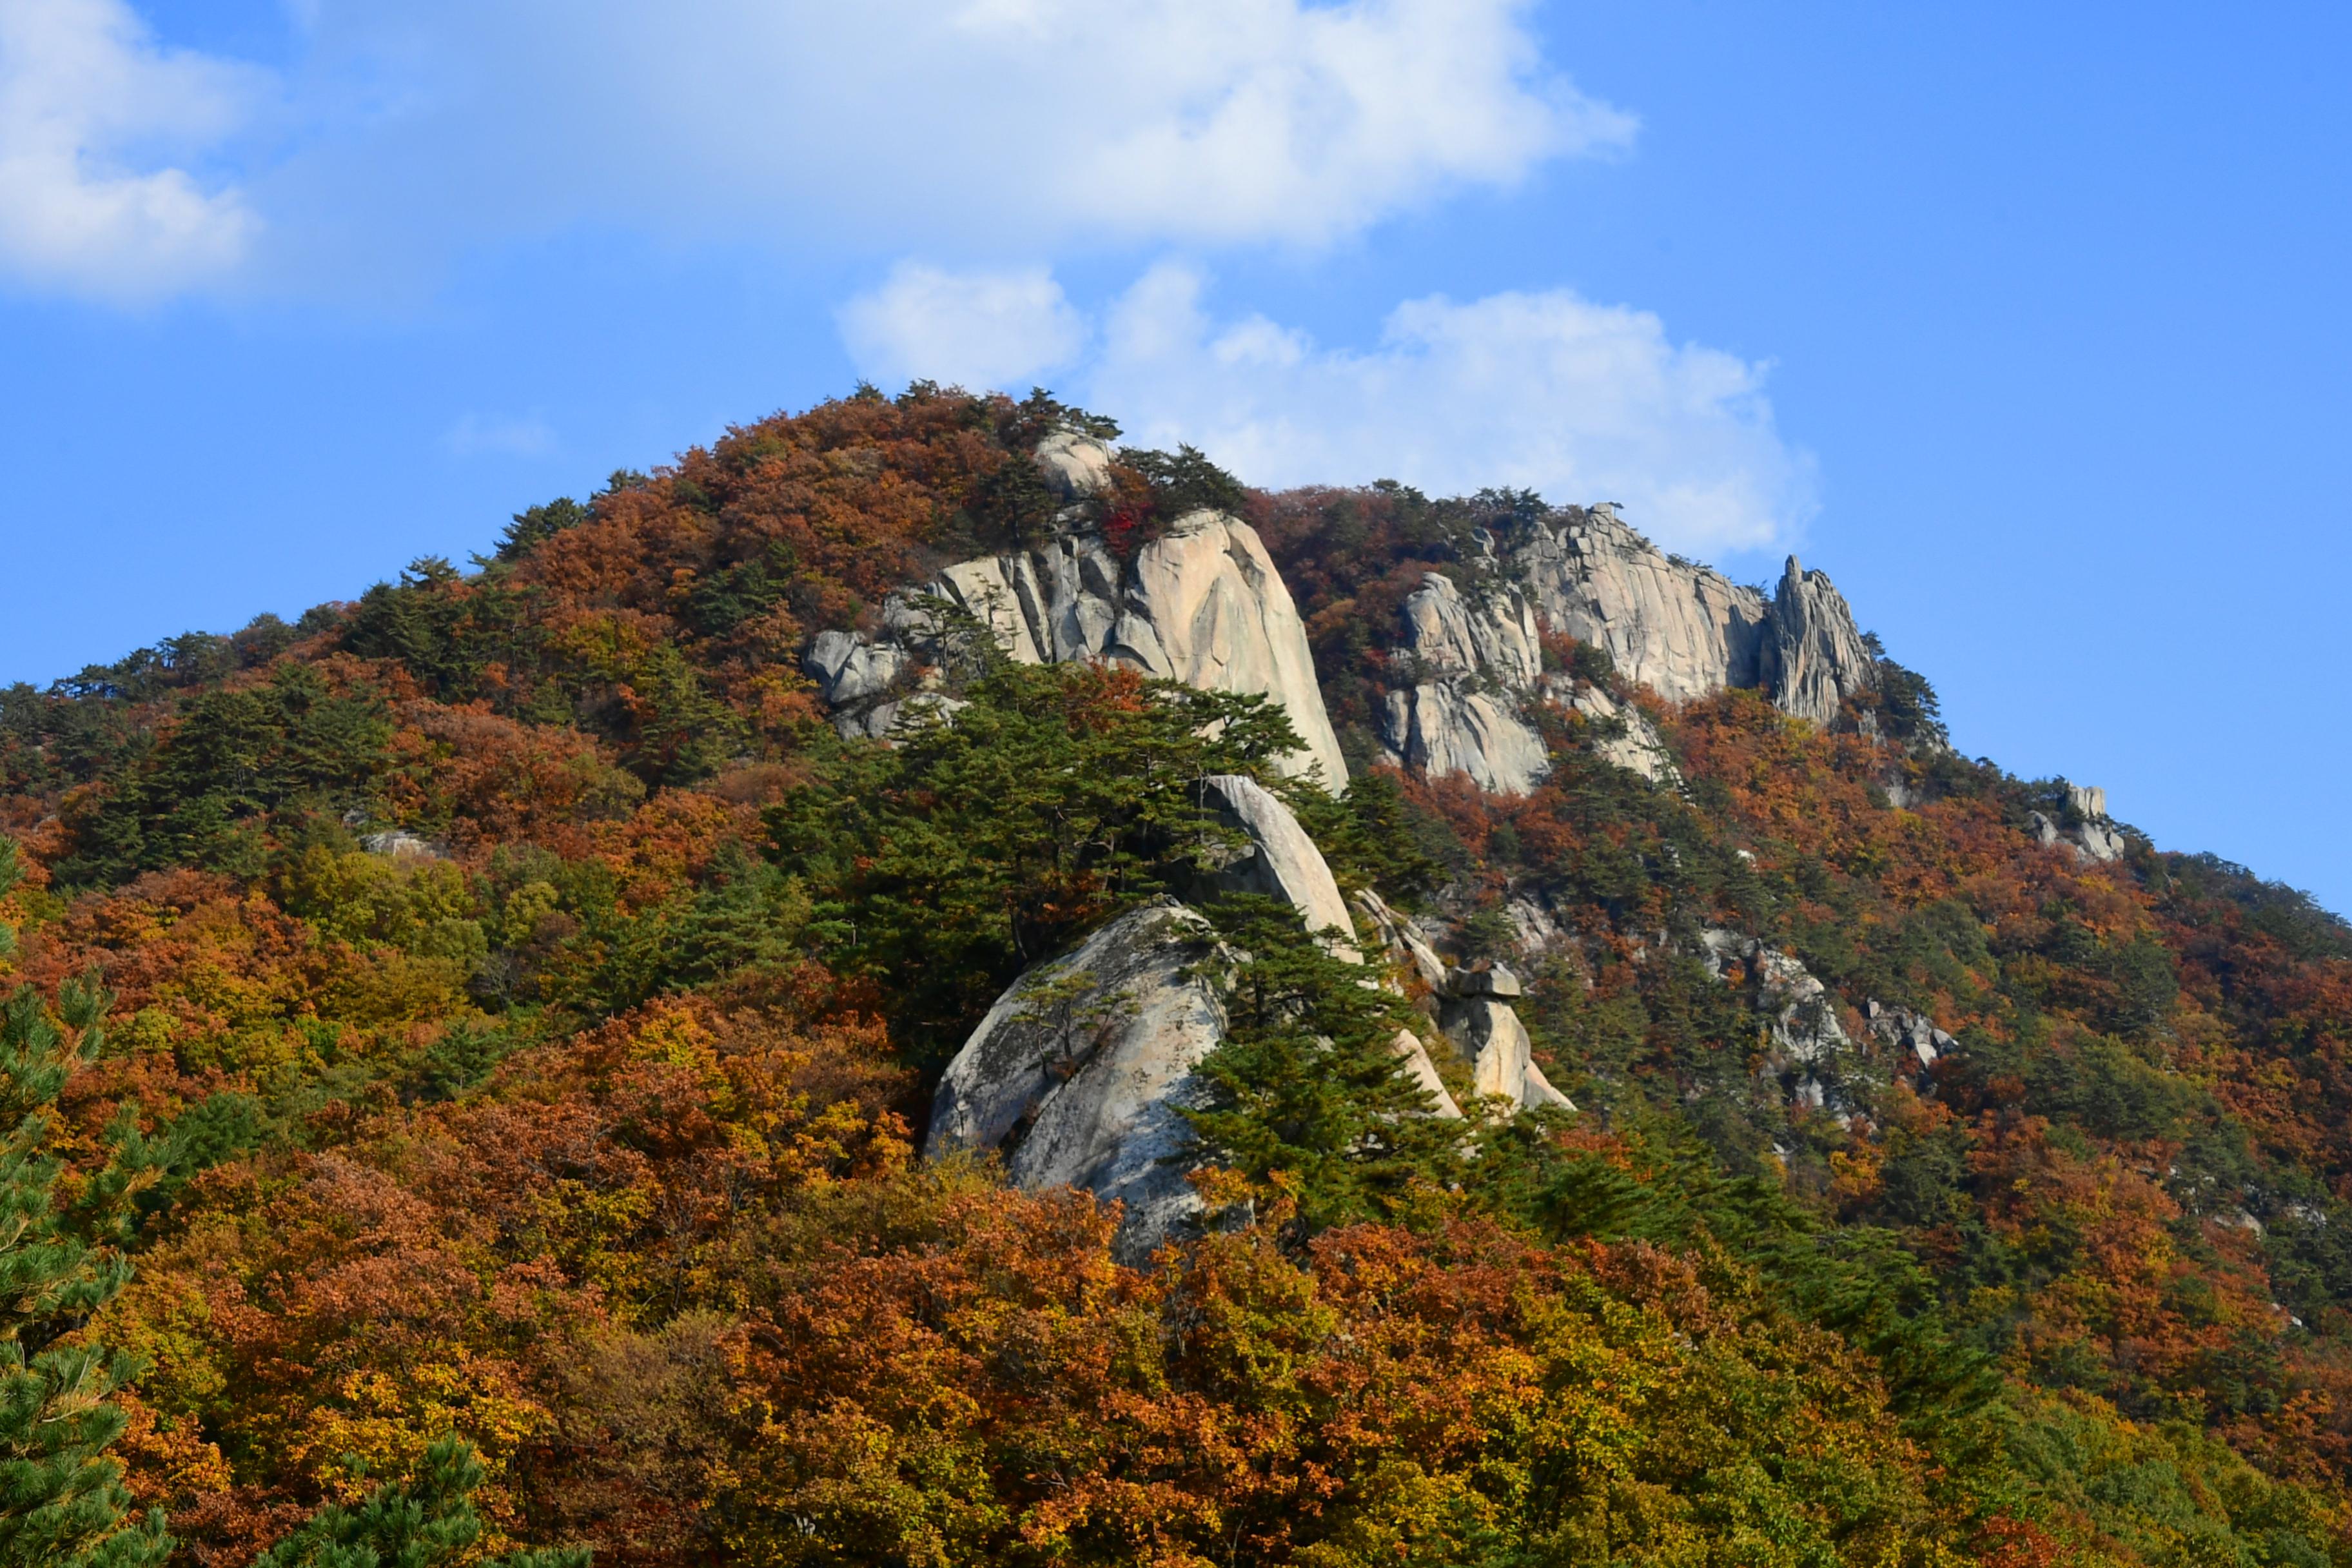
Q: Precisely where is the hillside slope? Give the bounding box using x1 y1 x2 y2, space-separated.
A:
3 386 2349 1567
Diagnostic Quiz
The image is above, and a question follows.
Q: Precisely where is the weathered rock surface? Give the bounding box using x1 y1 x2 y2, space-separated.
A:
1440 992 1574 1111
1390 1028 1466 1120
1380 684 1551 797
928 901 1228 1261
809 503 1349 793
1375 573 1551 796
928 882 1465 1258
1195 774 1355 950
1697 930 1854 1069
1516 505 1776 707
1759 557 1874 727
1564 685 1679 786
1358 509 1873 799
2029 781 2127 865
1866 999 1956 1069
1034 429 1114 501
1395 571 1544 686
1352 888 1449 998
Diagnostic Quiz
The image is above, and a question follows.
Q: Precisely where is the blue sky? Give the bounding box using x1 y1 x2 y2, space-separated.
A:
3 1 2348 909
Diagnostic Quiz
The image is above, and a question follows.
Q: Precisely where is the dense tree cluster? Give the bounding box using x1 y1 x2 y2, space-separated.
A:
0 386 2344 1563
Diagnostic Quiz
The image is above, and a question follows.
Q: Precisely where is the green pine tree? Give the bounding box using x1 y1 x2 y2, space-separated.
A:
256 1435 587 1568
0 977 170 1568
1182 895 1470 1240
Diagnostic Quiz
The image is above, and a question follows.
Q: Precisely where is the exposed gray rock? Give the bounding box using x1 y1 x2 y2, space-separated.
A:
1394 571 1543 686
1034 429 1114 501
929 894 1469 1259
1352 888 1449 997
2030 781 2127 864
1440 995 1573 1111
1504 505 1872 725
1451 963 1524 999
1563 684 1679 785
1390 1028 1465 1119
806 629 910 707
1376 573 1552 797
1516 505 1773 706
1358 510 1872 801
358 830 441 861
928 901 1228 1262
1865 998 1956 1069
1759 556 1875 726
812 508 1348 793
1698 929 1853 1070
1195 774 1355 948
1380 683 1550 796
1505 896 1562 958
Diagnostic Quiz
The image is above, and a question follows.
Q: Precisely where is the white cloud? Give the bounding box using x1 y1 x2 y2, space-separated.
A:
838 263 1084 393
0 0 264 301
1075 264 1814 554
249 0 1625 281
2 0 1627 297
444 411 556 458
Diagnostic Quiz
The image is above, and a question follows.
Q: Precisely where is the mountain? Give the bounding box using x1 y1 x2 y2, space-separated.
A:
3 384 2349 1567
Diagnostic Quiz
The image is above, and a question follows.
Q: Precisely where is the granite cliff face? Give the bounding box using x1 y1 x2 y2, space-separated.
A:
1513 505 1872 727
1359 505 1874 799
805 436 1348 793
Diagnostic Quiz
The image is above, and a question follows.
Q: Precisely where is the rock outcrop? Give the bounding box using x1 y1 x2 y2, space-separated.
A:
1438 965 1574 1112
928 901 1228 1262
1375 573 1553 796
1352 888 1449 998
1381 684 1551 798
2030 781 2127 864
808 453 1348 793
1510 507 1876 725
1516 506 1773 706
1865 999 1956 1069
1563 685 1679 787
1195 774 1355 946
929 783 1468 1258
1351 890 1573 1115
1758 556 1876 727
1698 930 1857 1109
1358 508 1872 799
808 510 1345 790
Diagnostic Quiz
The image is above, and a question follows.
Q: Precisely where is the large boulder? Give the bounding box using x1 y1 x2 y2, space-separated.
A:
1034 428 1114 501
1440 990 1574 1112
928 901 1228 1261
928 894 1465 1260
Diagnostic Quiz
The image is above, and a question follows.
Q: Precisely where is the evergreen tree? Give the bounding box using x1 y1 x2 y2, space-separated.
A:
0 978 169 1568
1182 896 1469 1240
256 1435 587 1568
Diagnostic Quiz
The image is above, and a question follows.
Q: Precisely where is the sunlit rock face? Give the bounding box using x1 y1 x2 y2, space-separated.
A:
805 431 1348 794
1354 505 1874 799
1513 506 1874 725
928 901 1228 1264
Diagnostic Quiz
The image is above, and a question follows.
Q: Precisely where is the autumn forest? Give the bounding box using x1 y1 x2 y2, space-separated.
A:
3 386 2350 1567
